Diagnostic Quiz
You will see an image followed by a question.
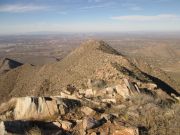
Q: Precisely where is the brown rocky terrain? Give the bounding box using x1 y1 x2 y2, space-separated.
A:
0 40 179 135
105 36 180 85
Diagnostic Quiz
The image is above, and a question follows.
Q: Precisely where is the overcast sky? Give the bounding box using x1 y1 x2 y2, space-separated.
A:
0 0 180 34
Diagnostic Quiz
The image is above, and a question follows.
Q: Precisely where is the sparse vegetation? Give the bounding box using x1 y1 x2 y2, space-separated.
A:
124 94 180 135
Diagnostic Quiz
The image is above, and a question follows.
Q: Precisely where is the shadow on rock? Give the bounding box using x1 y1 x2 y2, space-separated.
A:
4 120 70 135
142 72 180 97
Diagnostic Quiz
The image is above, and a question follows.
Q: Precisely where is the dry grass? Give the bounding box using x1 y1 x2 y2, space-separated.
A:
125 94 180 135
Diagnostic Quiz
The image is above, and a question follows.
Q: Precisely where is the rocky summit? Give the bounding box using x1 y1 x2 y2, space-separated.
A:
0 40 179 135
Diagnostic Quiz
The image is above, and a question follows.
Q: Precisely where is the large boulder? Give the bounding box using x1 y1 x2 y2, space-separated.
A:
0 97 80 121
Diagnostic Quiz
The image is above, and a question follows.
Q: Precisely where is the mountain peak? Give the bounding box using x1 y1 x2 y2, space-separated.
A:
73 40 121 56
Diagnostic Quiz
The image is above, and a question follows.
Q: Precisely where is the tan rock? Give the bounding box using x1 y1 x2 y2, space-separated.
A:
123 79 137 93
104 87 117 98
90 132 97 135
62 90 72 95
61 121 73 130
78 89 86 95
82 117 106 130
124 78 131 90
95 87 116 98
53 120 73 130
102 98 116 104
115 84 130 99
87 79 92 88
113 127 139 135
114 104 126 110
171 93 180 101
60 92 79 100
85 89 94 98
81 107 96 116
134 84 140 93
105 87 115 94
0 121 6 135
147 83 157 90
83 117 98 130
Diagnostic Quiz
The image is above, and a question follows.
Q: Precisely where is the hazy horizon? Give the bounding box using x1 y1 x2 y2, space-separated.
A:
0 0 180 35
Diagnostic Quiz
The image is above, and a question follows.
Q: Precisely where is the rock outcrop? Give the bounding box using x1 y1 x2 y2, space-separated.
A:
0 96 81 121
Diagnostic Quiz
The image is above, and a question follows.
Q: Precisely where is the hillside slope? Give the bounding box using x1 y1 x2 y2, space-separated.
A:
0 40 179 103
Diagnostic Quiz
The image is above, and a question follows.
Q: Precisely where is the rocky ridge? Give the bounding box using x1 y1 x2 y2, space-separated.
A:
0 40 179 102
0 40 179 135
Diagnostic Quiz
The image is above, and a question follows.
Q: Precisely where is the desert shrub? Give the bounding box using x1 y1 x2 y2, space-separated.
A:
138 105 179 135
125 94 180 135
90 79 107 89
130 93 155 107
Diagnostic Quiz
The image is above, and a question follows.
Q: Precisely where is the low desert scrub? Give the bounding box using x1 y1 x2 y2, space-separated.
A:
138 104 179 135
129 93 155 106
125 94 180 135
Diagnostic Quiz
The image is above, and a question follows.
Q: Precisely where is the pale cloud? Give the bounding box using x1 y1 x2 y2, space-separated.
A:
111 14 180 21
88 0 103 3
80 4 107 9
121 3 142 11
80 2 113 10
130 6 142 11
0 4 48 13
